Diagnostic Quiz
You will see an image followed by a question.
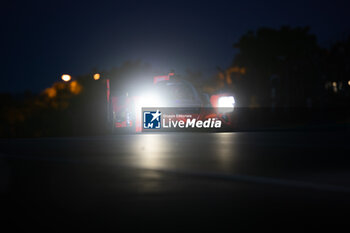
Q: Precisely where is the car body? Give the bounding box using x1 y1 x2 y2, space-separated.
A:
110 75 235 132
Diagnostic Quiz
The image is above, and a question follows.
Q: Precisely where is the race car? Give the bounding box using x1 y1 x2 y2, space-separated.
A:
110 74 236 132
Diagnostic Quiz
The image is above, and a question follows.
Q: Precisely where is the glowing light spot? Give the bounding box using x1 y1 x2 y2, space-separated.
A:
61 74 71 82
93 73 100 80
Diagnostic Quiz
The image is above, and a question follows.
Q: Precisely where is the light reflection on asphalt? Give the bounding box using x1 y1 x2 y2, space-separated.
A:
125 133 239 173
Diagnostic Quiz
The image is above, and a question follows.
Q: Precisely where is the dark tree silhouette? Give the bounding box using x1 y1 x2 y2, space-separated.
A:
232 26 323 107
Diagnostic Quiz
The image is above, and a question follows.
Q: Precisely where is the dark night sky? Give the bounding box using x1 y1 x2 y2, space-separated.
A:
2 0 350 93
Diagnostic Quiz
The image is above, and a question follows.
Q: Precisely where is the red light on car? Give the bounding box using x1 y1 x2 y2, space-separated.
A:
153 75 170 84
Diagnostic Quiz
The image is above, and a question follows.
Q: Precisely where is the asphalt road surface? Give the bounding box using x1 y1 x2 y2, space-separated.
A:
1 132 349 231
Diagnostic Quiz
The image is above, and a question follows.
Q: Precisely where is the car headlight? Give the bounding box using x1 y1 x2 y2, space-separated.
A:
218 96 235 108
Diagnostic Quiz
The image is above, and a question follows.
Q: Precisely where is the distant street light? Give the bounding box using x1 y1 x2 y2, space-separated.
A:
61 74 71 82
93 73 101 80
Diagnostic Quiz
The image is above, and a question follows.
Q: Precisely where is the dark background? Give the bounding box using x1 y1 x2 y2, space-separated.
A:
2 0 350 92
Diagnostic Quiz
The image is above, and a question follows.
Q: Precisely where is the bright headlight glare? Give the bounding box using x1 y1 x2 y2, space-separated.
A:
218 96 235 108
137 95 160 108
